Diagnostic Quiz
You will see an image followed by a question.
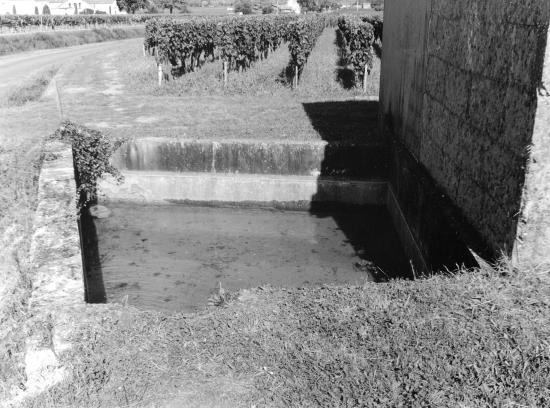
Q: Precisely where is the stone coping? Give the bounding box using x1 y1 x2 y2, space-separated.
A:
15 140 84 403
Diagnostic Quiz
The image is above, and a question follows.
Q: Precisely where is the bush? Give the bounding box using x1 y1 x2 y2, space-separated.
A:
51 121 124 207
234 0 252 15
262 5 272 14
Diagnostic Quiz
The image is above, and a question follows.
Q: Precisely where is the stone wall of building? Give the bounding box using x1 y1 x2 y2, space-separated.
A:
381 0 550 261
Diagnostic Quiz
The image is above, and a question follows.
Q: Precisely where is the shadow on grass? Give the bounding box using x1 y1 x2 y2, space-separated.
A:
277 64 295 87
302 100 380 143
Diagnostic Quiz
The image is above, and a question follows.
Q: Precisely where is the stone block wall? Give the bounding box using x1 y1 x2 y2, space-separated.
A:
381 0 550 262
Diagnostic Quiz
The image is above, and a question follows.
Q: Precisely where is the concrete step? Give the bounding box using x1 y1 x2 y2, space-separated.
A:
99 171 388 209
111 137 388 179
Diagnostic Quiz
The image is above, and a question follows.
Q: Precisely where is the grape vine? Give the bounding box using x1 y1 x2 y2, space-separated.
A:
287 15 325 78
337 15 376 87
145 15 294 76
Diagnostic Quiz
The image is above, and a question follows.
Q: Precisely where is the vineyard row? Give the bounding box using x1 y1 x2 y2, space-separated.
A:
337 15 382 87
145 13 382 87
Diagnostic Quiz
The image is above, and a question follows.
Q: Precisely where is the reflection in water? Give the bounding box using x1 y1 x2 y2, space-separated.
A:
81 203 409 312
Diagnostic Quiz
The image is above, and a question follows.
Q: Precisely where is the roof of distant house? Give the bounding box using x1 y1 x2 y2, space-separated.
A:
83 0 116 3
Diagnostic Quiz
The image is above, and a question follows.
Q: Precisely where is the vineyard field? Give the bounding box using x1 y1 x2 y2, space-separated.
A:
107 17 382 144
142 13 381 92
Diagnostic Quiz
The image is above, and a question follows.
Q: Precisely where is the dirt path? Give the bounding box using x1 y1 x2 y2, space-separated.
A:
0 38 141 100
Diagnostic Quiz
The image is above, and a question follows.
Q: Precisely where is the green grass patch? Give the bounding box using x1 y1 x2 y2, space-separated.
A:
0 115 48 399
18 263 550 407
0 86 62 400
0 27 145 56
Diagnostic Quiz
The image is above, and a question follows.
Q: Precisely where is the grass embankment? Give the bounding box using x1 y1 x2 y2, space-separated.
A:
18 263 550 407
0 69 60 399
0 27 145 56
1 67 59 107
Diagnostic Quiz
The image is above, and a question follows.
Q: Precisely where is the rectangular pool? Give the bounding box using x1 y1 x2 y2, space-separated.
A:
81 203 410 312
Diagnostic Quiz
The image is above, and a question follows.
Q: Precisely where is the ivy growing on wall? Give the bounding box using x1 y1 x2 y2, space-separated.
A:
51 121 124 208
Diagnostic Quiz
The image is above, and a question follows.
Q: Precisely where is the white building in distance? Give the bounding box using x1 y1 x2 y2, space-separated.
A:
0 0 123 15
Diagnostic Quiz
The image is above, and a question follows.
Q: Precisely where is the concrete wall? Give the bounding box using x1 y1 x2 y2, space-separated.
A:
381 0 550 263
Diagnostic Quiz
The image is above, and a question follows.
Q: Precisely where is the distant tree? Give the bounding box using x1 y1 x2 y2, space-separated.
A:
296 0 316 11
43 4 51 14
234 0 252 14
117 0 147 13
262 5 272 13
12 5 16 14
74 3 78 13
35 6 39 14
160 0 188 14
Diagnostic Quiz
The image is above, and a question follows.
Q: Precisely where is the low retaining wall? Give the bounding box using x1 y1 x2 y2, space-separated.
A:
23 140 84 398
111 138 388 179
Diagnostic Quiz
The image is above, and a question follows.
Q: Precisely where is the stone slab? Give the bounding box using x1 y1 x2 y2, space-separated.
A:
98 171 388 208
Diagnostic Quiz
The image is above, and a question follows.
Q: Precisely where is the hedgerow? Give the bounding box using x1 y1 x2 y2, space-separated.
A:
0 14 153 31
51 121 124 207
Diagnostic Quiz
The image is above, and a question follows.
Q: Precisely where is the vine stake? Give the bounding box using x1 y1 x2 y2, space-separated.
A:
223 61 228 86
157 62 163 87
363 64 368 92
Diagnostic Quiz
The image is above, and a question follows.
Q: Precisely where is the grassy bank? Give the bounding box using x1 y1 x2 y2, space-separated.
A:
0 27 144 56
17 263 550 407
1 67 59 108
0 69 61 399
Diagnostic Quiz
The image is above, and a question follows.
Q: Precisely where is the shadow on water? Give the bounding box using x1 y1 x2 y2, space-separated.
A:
303 100 478 281
303 99 411 281
79 205 106 303
309 204 412 282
